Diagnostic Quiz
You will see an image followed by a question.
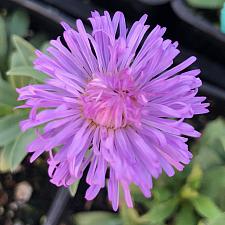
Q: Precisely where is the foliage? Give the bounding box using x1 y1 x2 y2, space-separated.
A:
221 3 225 34
187 0 225 9
186 0 225 35
69 180 80 197
73 118 225 225
0 8 79 197
0 9 47 172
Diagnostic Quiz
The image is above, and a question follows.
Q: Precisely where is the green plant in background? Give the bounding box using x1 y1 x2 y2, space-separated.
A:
187 0 225 9
73 118 225 225
186 0 225 34
0 8 80 197
0 9 47 172
221 3 225 33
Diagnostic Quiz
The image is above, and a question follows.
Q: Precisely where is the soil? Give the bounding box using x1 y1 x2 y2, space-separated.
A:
0 157 57 225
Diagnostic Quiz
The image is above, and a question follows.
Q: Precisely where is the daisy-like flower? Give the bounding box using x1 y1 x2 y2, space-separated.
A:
17 11 209 210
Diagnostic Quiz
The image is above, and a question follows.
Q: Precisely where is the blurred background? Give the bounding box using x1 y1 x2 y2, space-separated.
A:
0 0 225 225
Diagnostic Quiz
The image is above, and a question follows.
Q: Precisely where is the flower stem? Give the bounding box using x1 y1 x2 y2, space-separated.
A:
44 187 71 225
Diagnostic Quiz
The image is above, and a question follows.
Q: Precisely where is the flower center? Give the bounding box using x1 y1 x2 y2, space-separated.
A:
81 70 147 129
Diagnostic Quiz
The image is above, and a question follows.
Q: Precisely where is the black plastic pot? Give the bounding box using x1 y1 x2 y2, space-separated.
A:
175 46 225 91
129 0 174 27
0 0 75 35
99 0 173 27
139 0 170 3
171 0 225 67
39 0 142 25
43 0 173 28
40 0 101 23
173 46 225 114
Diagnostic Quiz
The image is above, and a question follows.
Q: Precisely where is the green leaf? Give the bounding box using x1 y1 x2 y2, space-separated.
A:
9 51 24 68
180 185 198 200
12 35 36 66
191 195 222 219
8 10 30 37
197 220 207 225
8 51 31 88
7 66 47 83
0 122 34 172
30 33 48 48
0 103 14 116
130 184 152 208
0 15 7 70
195 146 223 170
9 129 35 171
74 212 121 225
0 143 14 172
175 203 197 225
220 135 225 150
186 163 203 190
221 3 225 34
69 180 80 197
40 41 49 54
0 113 26 146
195 118 225 169
120 204 141 225
157 165 192 191
201 166 225 209
141 198 179 224
196 118 225 148
10 36 38 87
208 213 225 225
152 187 172 202
187 0 225 9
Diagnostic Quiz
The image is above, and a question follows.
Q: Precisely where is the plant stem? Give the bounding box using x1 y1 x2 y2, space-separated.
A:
44 187 71 225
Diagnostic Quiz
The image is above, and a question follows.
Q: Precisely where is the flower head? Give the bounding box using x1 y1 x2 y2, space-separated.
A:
17 11 209 210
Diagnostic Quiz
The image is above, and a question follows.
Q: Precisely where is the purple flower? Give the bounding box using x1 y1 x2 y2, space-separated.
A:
17 11 209 210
